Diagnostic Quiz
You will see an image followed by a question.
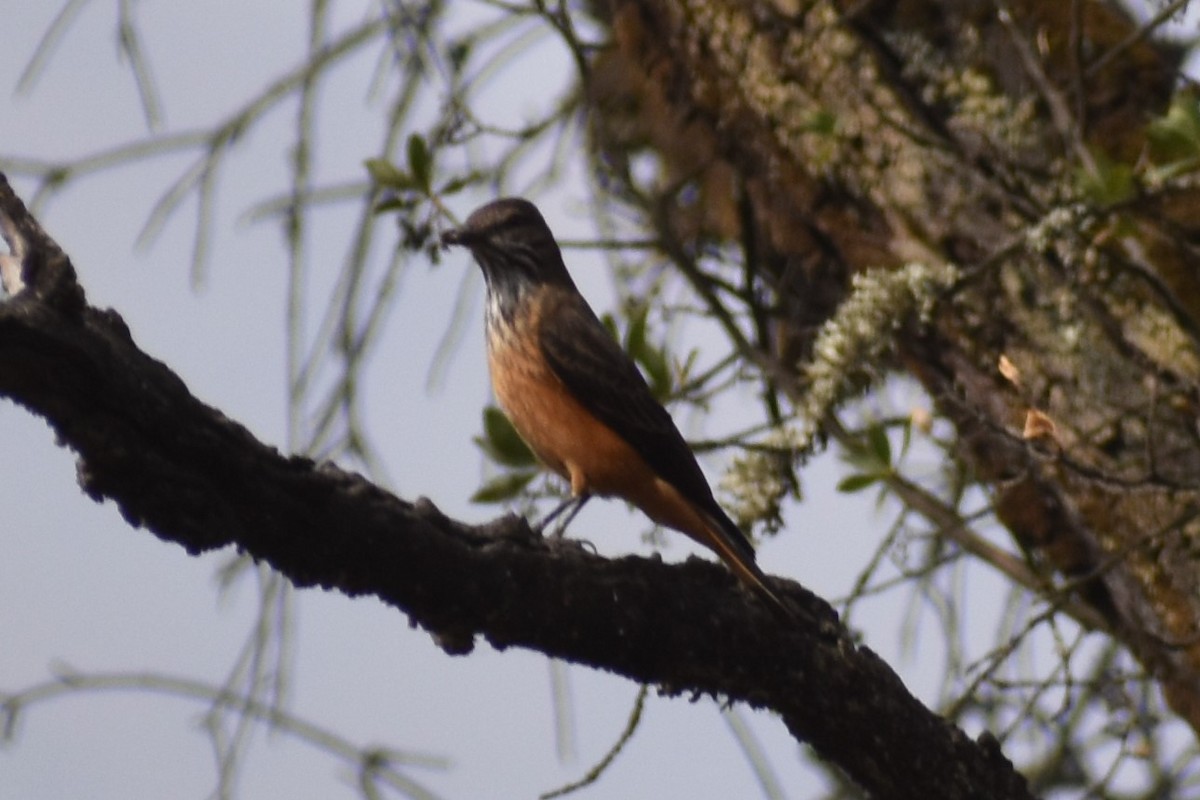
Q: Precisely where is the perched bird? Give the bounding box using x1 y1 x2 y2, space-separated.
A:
442 198 788 616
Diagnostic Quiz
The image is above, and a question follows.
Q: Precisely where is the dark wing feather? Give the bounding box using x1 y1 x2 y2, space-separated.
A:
537 290 755 560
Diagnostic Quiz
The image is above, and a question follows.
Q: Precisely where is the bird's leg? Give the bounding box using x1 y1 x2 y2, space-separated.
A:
536 493 591 538
552 493 590 538
534 497 572 532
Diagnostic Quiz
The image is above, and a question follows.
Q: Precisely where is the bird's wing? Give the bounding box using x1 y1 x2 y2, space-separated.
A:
537 289 755 559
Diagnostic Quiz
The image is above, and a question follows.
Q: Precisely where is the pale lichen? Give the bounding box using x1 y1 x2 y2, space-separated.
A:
719 426 807 534
1024 204 1088 254
679 0 927 198
798 261 960 443
721 261 959 532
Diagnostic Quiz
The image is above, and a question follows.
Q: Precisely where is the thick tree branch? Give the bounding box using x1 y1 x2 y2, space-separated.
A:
0 174 1032 799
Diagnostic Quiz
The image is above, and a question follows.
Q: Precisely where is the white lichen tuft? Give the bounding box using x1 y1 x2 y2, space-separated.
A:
721 261 958 534
719 426 808 535
1024 204 1088 254
798 261 960 444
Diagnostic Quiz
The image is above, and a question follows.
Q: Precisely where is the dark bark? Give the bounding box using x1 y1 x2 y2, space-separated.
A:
0 173 1033 798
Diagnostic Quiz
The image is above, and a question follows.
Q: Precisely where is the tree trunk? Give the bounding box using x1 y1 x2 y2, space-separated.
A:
597 0 1200 733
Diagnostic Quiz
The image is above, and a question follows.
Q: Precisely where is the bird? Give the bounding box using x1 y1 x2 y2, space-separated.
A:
441 197 789 617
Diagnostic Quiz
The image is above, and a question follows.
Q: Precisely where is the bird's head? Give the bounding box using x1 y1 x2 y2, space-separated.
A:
441 198 574 291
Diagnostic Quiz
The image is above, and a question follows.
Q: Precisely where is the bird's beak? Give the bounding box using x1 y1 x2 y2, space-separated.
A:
440 227 467 248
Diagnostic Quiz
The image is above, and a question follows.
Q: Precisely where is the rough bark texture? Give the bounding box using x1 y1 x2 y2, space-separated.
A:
596 0 1200 733
0 173 1032 797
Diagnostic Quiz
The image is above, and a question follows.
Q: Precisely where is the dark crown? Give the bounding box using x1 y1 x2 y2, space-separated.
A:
442 198 573 289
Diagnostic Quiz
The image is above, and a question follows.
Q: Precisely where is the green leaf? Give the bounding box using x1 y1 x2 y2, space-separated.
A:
407 133 432 193
803 109 837 136
474 406 537 468
866 422 892 468
1148 91 1200 165
372 196 414 215
624 303 648 355
837 474 880 494
447 38 472 75
438 171 484 196
1075 152 1135 207
621 304 672 399
678 348 698 385
1145 92 1200 182
363 158 412 190
600 312 619 341
471 470 538 503
637 345 671 401
899 416 913 459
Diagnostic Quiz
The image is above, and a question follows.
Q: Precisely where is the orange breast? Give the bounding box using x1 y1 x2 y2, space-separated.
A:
485 294 717 547
488 317 641 497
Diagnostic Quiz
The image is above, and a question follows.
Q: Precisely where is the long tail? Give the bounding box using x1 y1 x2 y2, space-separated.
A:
699 511 796 621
